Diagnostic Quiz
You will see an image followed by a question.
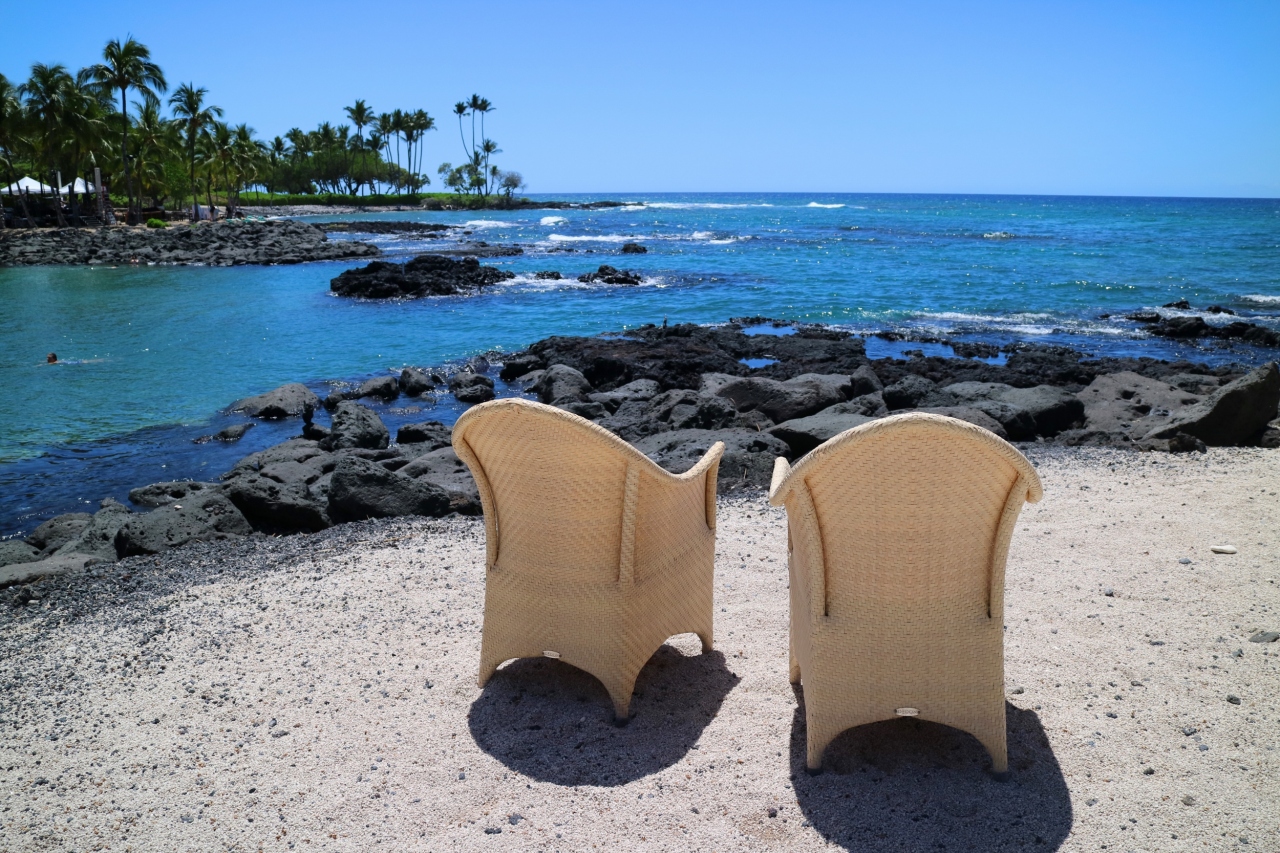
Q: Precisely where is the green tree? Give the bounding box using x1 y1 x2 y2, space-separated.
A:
344 99 372 194
89 37 167 223
0 73 33 225
453 101 469 158
168 83 222 219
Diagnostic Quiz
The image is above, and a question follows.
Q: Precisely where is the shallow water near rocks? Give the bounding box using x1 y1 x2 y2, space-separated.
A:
1 192 1278 535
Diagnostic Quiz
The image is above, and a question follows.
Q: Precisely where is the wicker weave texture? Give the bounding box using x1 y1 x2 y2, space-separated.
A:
453 398 725 720
768 412 1043 773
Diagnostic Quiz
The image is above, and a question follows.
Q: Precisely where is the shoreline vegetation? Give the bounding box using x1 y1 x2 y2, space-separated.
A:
1 37 532 229
3 317 1277 584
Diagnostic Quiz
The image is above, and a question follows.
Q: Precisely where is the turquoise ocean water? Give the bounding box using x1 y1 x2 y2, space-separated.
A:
1 193 1277 535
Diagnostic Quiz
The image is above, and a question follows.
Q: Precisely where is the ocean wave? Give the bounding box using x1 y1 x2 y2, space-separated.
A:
921 311 1055 323
983 231 1016 239
540 216 567 226
461 219 506 229
1241 294 1280 305
500 272 666 290
547 233 643 243
806 202 846 209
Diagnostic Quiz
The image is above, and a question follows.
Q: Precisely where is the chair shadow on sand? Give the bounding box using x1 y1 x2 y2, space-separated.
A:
468 639 739 787
791 692 1073 852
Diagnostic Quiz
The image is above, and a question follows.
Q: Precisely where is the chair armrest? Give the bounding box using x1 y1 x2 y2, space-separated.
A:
768 456 791 505
668 440 724 531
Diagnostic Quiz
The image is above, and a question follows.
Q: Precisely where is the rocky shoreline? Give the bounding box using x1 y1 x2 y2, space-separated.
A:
0 220 379 266
2 318 1277 586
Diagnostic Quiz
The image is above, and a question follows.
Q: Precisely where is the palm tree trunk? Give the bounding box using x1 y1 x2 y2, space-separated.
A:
189 141 198 221
119 88 135 224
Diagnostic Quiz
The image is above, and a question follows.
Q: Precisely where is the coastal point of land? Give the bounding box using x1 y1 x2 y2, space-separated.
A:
2 448 1276 850
0 220 379 267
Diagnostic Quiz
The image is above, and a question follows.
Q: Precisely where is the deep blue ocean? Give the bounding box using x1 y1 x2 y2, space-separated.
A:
1 192 1278 536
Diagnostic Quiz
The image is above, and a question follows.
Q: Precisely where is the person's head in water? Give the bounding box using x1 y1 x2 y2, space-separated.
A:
46 353 57 364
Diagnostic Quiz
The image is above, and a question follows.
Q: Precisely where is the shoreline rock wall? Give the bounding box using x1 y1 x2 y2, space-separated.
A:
0 220 379 267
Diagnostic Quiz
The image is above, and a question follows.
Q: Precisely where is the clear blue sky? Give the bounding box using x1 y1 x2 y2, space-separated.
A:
6 1 1278 197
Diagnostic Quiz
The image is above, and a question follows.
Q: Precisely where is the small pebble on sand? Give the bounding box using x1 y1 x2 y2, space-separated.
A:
1210 545 1237 554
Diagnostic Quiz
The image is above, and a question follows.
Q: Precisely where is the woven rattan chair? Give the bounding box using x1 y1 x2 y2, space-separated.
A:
768 412 1043 775
453 398 725 722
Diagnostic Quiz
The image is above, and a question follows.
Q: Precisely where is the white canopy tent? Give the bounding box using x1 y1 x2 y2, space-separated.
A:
60 178 96 194
1 176 55 195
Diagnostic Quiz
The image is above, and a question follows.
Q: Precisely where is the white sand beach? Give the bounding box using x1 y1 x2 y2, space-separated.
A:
2 446 1277 851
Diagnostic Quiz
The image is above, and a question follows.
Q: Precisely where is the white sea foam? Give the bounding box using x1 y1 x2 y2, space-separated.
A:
547 233 642 243
806 202 846 209
540 216 567 226
922 311 1054 324
1241 294 1280 305
502 272 666 290
983 231 1016 239
461 219 505 229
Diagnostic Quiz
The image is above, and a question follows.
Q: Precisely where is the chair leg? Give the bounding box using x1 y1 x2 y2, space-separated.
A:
604 677 635 724
804 705 833 772
980 732 1008 777
476 630 507 688
476 654 502 688
969 706 1009 778
788 627 798 681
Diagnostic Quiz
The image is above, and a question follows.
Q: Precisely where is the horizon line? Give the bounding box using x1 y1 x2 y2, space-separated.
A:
519 190 1280 202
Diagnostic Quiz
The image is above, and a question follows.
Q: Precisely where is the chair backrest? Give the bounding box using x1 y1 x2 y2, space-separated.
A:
452 398 676 583
773 413 1042 622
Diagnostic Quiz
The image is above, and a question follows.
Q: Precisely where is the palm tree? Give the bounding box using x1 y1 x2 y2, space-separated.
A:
131 100 178 208
453 101 469 158
0 72 33 226
466 94 483 157
60 70 111 221
19 63 75 225
89 37 166 223
229 123 261 214
390 109 406 194
374 113 394 193
474 97 493 158
410 109 435 190
480 138 501 197
267 135 286 200
344 99 372 193
168 83 222 220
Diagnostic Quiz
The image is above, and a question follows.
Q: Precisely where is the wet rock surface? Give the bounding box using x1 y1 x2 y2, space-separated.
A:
330 253 515 299
577 265 643 285
0 220 379 266
231 383 321 419
4 317 1277 580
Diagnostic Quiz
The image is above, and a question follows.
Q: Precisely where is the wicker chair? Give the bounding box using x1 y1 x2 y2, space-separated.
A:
768 412 1043 775
452 398 725 722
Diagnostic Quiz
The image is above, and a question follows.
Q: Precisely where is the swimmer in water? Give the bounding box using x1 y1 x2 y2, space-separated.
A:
41 352 105 366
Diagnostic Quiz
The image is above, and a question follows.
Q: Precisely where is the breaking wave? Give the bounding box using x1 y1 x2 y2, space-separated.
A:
547 233 643 243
